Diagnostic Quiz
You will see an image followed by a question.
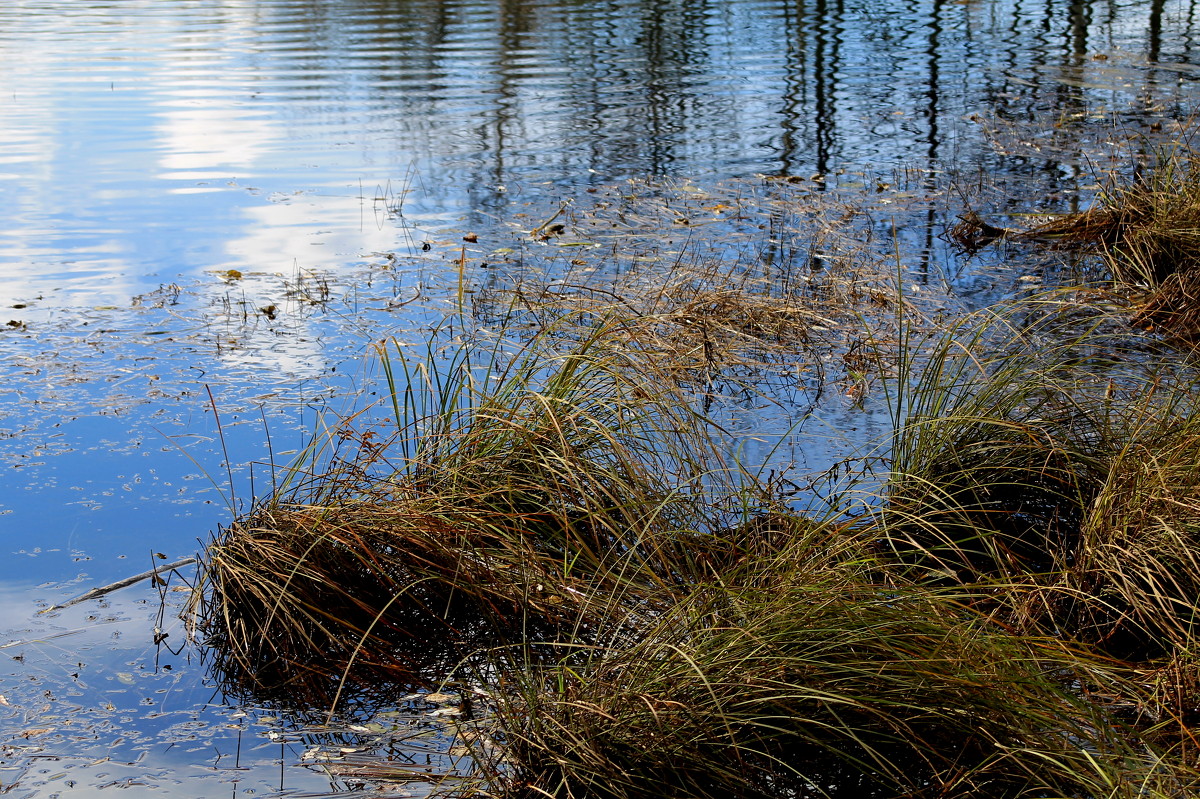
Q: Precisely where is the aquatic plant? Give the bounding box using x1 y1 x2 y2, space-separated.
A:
196 273 1200 797
196 315 779 703
492 578 1146 799
951 141 1200 341
871 300 1200 762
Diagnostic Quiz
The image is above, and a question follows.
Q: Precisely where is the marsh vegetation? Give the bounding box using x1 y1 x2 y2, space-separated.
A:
190 143 1200 798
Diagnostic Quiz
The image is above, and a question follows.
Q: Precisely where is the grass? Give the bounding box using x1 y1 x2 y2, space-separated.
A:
198 314 772 704
467 175 905 410
195 164 1200 797
951 141 1200 341
873 301 1200 658
494 562 1147 798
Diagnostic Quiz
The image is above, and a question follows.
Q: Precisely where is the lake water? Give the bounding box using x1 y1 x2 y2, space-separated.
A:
2 0 1199 795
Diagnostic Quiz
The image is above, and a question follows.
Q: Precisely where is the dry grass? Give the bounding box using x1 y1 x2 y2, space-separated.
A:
469 175 925 402
493 553 1147 799
197 297 1200 797
950 142 1200 342
192 172 1200 797
869 302 1200 762
197 317 789 705
490 276 839 382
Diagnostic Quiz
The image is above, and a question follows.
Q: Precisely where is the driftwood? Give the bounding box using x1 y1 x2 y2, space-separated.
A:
37 557 197 614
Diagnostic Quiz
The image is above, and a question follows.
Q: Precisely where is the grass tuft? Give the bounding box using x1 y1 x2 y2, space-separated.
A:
952 143 1200 341
198 317 774 703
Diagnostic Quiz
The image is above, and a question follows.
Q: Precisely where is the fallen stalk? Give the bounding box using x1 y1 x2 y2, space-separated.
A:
38 556 197 614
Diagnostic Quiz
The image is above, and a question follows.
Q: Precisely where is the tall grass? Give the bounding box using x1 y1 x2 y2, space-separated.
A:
197 314 774 703
861 298 1200 772
491 552 1147 799
878 306 1110 585
198 279 1200 795
454 300 1200 799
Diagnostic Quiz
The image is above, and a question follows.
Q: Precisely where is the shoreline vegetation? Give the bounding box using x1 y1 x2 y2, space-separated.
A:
195 143 1200 797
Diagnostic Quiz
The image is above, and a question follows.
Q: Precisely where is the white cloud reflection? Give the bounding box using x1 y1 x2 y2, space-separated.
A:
155 102 276 176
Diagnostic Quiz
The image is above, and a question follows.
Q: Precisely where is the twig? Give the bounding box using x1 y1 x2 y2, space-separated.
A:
529 200 572 238
37 557 198 614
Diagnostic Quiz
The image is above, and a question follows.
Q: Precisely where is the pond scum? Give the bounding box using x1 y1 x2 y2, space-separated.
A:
194 146 1200 798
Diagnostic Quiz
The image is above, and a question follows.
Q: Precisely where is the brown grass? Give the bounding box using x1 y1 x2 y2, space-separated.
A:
950 144 1200 342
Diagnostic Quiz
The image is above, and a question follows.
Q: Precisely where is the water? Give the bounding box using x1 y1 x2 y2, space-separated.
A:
1 0 1199 795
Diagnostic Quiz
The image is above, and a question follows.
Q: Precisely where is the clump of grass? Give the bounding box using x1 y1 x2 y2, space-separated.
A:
878 309 1107 586
194 169 1200 796
873 300 1200 680
198 295 1200 795
1085 151 1200 290
490 565 1146 799
952 142 1200 340
1074 417 1200 659
197 317 781 703
493 272 838 385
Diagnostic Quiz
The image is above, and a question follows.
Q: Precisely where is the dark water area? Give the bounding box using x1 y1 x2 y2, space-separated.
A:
2 0 1199 795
